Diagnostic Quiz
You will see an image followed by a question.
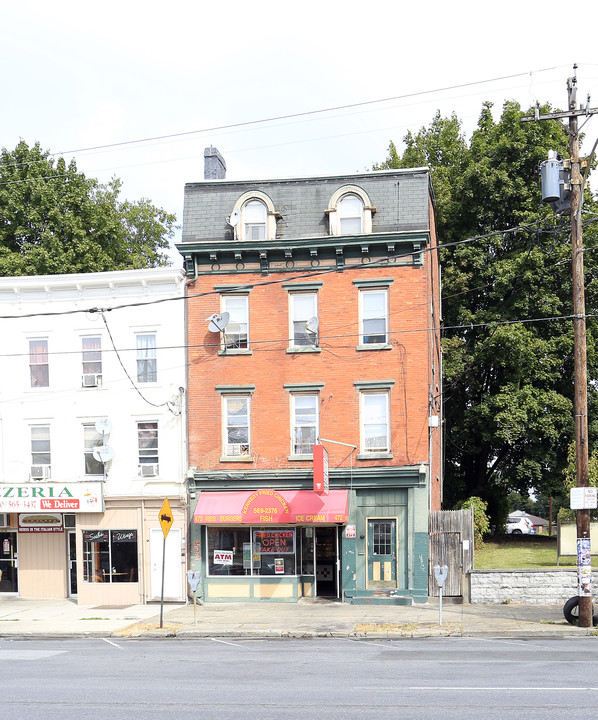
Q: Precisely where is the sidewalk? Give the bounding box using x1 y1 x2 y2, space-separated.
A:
0 596 593 639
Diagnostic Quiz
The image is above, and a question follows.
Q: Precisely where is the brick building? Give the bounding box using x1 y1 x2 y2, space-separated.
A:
179 149 442 604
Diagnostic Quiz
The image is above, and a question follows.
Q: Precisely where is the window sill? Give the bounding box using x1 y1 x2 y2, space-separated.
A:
286 347 321 354
357 452 393 460
218 349 253 356
356 343 392 351
287 454 313 461
219 456 254 462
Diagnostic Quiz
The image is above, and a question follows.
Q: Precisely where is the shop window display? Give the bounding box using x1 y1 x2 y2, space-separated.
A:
83 529 138 583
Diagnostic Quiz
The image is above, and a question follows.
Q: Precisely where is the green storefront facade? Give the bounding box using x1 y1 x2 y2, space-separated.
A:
188 465 429 605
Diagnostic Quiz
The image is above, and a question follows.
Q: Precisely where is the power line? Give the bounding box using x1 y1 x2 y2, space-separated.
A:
0 215 570 321
0 66 566 177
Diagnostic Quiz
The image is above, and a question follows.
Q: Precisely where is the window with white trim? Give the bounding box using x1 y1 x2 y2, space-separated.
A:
136 333 157 383
360 289 388 345
223 396 250 457
338 194 364 234
327 185 373 236
289 292 318 347
29 338 49 387
31 425 51 479
291 394 318 456
83 423 104 475
82 336 102 386
222 295 249 350
243 199 267 240
138 422 158 476
360 392 390 454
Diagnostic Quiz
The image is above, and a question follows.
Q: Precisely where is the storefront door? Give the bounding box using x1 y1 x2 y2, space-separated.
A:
0 531 18 593
67 531 77 597
150 528 183 601
367 518 397 589
315 527 338 598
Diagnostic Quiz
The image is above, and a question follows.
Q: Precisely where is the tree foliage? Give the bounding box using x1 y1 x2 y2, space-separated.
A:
377 101 598 523
0 140 177 276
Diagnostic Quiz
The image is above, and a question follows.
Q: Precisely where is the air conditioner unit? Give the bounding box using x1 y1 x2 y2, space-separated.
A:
0 513 8 528
226 443 249 457
30 464 51 481
138 463 159 477
82 373 102 388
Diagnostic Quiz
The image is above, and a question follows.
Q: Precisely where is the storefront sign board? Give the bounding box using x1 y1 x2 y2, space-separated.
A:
193 489 349 525
18 513 63 533
0 483 103 513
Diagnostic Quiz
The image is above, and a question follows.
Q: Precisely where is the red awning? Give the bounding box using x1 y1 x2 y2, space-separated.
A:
193 488 349 525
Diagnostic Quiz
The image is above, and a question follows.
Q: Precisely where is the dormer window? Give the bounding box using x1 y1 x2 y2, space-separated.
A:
327 185 374 236
231 191 279 241
243 200 267 241
338 194 364 234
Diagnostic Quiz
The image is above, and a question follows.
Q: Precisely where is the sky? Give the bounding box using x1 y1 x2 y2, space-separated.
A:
2 1 597 265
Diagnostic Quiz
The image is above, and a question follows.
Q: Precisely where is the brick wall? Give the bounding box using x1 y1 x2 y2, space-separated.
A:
187 262 432 473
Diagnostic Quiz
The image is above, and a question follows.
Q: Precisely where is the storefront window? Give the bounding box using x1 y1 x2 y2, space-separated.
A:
83 530 138 583
207 527 299 576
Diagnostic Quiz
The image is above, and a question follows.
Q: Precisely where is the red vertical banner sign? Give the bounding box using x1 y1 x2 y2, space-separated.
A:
313 444 329 495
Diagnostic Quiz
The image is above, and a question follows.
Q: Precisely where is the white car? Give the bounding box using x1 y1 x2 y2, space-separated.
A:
506 515 535 535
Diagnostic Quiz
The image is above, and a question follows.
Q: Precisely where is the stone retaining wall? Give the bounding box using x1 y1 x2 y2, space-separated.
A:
470 569 598 604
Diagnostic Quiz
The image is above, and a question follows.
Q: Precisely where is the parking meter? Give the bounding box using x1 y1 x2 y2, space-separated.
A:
187 571 201 625
433 565 448 625
433 564 448 587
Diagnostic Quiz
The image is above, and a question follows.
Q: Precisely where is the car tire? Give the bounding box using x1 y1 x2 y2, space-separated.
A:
563 596 598 626
512 529 522 534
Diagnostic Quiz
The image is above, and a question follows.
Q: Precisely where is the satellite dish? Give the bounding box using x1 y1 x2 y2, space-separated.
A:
206 312 230 333
92 445 115 463
228 209 241 227
95 417 112 435
305 316 319 334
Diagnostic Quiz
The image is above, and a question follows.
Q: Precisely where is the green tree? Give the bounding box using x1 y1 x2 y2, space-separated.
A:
377 101 598 524
0 140 176 276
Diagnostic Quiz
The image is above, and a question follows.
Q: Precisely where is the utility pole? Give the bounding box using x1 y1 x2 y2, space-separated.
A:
523 66 598 628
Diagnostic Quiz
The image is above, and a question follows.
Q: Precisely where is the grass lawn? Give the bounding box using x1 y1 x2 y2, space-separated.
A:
475 535 577 569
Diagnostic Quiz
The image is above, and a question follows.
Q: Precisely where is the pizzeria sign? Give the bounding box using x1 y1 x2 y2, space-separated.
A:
0 483 103 513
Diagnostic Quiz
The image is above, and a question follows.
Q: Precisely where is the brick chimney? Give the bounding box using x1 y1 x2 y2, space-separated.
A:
204 147 226 180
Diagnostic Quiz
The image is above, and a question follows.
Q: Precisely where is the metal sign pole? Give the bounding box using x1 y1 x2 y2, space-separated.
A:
159 535 166 629
433 565 448 627
158 498 174 630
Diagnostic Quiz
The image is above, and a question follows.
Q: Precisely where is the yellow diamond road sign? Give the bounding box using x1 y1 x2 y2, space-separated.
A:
159 498 173 538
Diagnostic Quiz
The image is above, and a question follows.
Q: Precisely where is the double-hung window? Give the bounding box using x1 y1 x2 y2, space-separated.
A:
243 200 267 240
29 338 49 387
222 295 249 350
83 423 105 476
361 392 390 453
355 381 395 457
291 394 318 456
136 333 157 383
284 383 324 458
361 289 388 344
353 279 393 348
138 422 159 476
338 194 364 234
82 336 102 386
216 386 253 458
30 425 51 480
284 283 322 350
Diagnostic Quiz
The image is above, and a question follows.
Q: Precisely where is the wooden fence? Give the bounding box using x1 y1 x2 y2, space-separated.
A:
428 508 474 597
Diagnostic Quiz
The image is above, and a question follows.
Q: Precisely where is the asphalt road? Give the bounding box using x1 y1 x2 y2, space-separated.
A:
2 636 597 719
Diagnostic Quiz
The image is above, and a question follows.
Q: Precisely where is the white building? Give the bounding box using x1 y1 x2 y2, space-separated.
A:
0 268 188 604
